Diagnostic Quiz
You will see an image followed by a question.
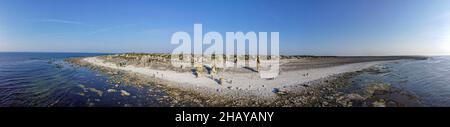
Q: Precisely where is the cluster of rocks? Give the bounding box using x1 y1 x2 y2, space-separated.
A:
272 67 423 107
99 54 184 71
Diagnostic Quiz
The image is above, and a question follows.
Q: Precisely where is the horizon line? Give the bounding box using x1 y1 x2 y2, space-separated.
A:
0 51 445 57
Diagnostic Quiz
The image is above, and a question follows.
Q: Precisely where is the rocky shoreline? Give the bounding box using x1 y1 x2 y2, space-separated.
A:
65 56 424 107
274 67 423 107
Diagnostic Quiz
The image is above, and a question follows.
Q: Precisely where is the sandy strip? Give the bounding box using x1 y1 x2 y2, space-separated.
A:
83 57 389 99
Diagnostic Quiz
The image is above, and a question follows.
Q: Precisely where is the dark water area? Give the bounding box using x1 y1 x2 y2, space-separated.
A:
0 52 170 107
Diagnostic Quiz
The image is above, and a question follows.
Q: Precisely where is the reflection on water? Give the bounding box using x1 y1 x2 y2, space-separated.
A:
0 52 170 107
349 56 450 106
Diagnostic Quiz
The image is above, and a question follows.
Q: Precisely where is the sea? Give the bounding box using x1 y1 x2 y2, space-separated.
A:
0 52 171 107
347 56 450 106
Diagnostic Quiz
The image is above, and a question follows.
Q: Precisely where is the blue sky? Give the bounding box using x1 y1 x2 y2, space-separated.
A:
0 0 449 55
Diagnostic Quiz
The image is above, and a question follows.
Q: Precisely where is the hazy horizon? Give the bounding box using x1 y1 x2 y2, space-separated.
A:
1 0 449 56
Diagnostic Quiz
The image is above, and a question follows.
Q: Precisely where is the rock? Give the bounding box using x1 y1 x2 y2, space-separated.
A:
272 88 280 93
324 96 335 100
371 99 386 107
55 64 64 69
346 93 365 101
107 89 117 93
120 90 131 96
193 99 201 104
322 101 329 106
78 84 86 88
272 88 287 95
88 103 95 107
365 83 391 96
345 102 353 107
87 88 103 96
386 100 398 107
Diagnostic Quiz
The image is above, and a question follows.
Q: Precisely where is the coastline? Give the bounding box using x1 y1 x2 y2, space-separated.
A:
66 54 426 107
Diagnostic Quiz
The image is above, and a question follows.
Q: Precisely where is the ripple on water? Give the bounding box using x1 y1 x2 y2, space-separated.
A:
349 57 450 106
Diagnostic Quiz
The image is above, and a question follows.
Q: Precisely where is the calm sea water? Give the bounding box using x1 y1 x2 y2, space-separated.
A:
349 56 450 106
0 52 170 107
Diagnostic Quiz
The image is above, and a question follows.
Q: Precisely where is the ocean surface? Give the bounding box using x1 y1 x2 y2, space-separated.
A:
0 52 170 107
348 56 450 106
1 53 450 107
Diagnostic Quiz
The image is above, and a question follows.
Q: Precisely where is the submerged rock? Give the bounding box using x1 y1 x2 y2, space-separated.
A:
78 84 86 88
87 88 103 97
88 103 95 107
365 83 391 97
55 64 64 69
120 90 131 96
371 99 386 107
107 89 117 93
